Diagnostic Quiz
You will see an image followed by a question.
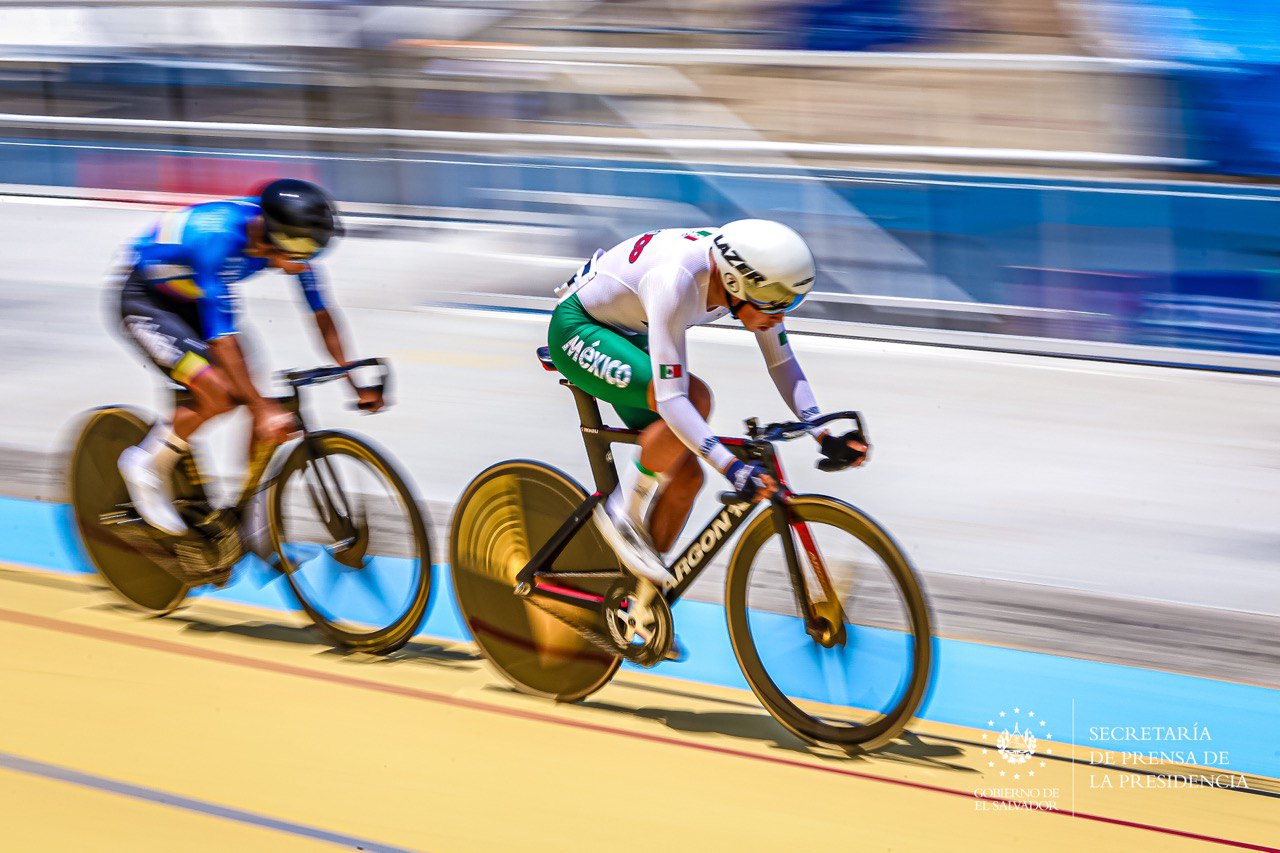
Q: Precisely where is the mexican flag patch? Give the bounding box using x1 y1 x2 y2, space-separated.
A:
659 364 683 379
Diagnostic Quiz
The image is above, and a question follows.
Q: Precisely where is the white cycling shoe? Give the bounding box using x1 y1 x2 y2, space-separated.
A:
118 446 188 536
591 500 672 588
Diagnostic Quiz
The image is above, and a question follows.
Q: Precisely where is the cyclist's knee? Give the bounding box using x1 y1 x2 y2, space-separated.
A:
689 376 713 419
188 370 235 418
667 452 704 496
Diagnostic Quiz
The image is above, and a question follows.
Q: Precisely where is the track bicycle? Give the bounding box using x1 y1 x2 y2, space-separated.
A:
69 357 432 653
450 347 932 751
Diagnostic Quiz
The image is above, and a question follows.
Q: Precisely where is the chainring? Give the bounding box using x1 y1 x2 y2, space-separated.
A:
602 578 673 668
521 571 674 668
171 506 242 586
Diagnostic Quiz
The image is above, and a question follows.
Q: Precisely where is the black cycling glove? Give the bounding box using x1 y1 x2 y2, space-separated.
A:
818 430 868 472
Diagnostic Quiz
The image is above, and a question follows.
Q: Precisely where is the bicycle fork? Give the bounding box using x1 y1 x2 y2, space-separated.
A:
771 460 848 649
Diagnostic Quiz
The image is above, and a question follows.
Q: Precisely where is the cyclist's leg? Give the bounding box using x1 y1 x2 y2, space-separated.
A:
117 281 236 532
549 296 671 578
174 369 236 439
118 288 238 432
548 296 715 553
548 296 664 512
646 446 706 552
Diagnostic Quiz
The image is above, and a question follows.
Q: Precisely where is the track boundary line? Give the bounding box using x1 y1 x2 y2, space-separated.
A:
0 749 420 852
1 606 1275 851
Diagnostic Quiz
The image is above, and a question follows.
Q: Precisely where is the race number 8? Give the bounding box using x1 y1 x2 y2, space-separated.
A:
629 233 654 263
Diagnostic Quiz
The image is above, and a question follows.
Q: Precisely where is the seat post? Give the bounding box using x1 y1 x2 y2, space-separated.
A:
563 380 620 495
566 381 604 430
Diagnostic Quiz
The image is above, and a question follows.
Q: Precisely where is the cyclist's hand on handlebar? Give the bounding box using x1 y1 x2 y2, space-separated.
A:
726 460 778 503
355 386 385 413
818 429 870 471
252 401 298 446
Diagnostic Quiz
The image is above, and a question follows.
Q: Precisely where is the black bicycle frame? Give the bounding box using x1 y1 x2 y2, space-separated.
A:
168 357 388 523
515 380 809 612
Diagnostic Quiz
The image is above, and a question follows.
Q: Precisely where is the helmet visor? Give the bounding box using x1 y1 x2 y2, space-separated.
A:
268 231 322 260
743 282 809 315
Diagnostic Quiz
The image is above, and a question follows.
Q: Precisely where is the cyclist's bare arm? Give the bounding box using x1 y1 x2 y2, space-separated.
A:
313 308 349 367
311 308 383 412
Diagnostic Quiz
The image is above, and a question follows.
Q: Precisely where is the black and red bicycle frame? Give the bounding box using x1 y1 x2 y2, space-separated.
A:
515 365 856 643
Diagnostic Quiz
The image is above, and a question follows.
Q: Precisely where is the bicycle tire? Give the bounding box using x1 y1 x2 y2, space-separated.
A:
450 460 622 702
724 494 932 751
68 406 192 614
269 430 432 653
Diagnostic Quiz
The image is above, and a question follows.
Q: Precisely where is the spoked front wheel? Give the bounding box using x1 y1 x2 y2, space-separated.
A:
269 430 431 653
725 495 932 751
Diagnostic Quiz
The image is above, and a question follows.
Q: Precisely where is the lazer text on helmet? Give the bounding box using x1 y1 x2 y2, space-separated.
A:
712 234 768 285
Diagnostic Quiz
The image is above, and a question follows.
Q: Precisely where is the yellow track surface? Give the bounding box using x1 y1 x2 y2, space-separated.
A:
1 564 1275 852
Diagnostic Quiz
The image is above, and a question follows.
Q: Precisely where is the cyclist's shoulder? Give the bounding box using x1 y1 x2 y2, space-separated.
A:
182 199 255 256
672 226 717 244
612 227 712 266
646 228 715 278
186 198 256 236
624 226 716 248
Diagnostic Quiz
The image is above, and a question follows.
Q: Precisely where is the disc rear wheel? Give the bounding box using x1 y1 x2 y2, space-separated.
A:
68 407 196 614
450 460 623 702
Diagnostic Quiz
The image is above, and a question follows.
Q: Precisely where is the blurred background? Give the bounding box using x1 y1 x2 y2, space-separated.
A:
3 0 1280 358
0 1 1277 660
0 8 1277 841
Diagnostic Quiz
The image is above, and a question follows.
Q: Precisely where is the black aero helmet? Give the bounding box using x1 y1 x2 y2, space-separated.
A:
258 178 341 259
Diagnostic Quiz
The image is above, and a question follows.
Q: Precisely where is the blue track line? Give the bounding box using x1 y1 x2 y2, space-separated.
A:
0 750 420 852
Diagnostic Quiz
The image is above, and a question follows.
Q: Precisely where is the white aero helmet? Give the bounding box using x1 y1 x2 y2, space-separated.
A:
710 219 815 314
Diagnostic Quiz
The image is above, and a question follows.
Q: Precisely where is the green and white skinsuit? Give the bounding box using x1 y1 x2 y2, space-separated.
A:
547 227 822 479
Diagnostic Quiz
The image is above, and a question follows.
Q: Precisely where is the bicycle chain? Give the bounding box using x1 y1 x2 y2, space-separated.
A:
522 588 628 663
530 570 626 581
520 572 672 668
172 536 237 588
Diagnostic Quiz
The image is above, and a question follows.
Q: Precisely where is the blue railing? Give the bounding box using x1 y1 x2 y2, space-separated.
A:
3 135 1279 360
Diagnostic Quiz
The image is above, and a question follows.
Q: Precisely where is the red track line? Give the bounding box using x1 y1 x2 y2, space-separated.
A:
1 606 1274 852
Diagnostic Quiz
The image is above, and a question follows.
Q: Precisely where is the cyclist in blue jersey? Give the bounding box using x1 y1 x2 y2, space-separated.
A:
113 178 382 535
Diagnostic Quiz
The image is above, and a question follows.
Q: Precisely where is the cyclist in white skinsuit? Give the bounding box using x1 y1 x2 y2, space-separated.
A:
548 220 868 589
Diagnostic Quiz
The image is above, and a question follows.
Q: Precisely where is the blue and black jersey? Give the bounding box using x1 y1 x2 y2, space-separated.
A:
125 198 329 340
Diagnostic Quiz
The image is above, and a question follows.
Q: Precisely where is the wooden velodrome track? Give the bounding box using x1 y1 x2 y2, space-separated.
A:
0 196 1276 850
1 563 1275 852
